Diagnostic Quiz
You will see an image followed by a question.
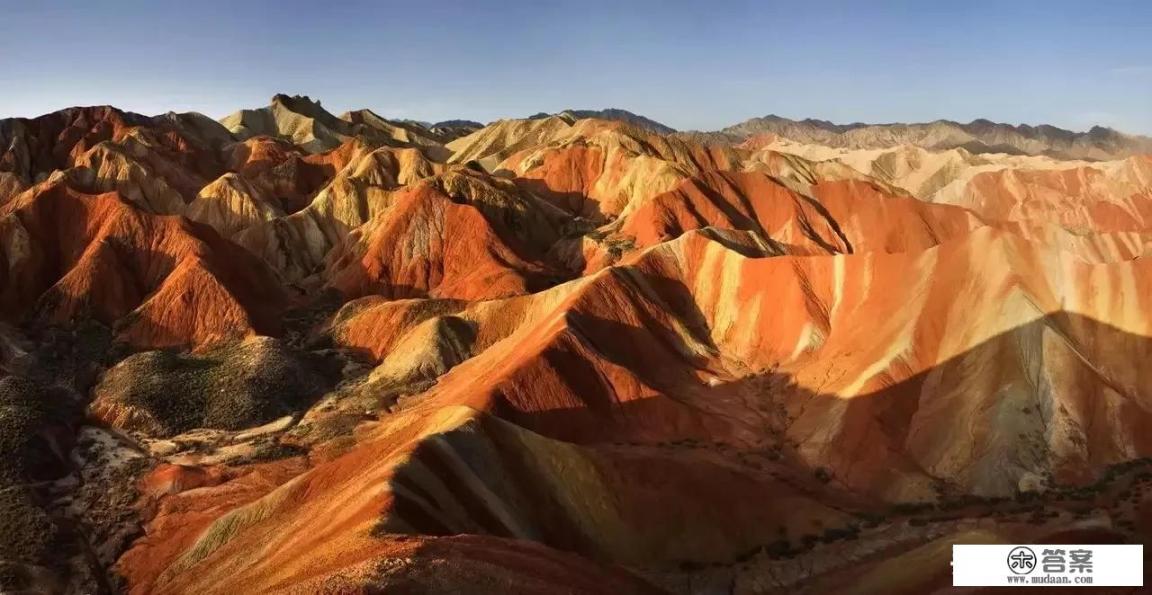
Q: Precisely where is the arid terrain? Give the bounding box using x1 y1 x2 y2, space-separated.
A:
3 95 1152 594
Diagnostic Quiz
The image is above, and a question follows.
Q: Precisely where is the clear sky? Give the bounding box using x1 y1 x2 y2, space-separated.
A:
2 0 1151 134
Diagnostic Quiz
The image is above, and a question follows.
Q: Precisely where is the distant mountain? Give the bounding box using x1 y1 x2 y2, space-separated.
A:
392 119 483 132
528 108 676 135
428 119 484 140
712 114 1152 160
432 119 484 129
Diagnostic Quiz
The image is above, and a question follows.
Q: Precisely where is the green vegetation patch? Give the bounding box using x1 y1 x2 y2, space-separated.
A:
95 338 335 437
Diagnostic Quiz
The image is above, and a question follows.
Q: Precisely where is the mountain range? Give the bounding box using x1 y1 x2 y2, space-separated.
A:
2 94 1152 594
512 108 1152 160
707 115 1152 160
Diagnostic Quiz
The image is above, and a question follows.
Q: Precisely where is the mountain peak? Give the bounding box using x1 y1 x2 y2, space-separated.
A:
270 93 327 113
1088 124 1120 137
528 108 675 134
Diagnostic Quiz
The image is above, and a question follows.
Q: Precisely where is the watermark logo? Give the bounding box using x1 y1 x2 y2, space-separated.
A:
1007 546 1036 575
955 544 1141 587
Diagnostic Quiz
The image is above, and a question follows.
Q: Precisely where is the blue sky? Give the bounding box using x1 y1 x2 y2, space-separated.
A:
1 0 1150 133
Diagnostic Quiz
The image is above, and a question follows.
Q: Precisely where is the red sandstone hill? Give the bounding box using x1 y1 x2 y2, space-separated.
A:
4 101 1152 594
612 171 981 256
0 182 287 348
325 178 561 301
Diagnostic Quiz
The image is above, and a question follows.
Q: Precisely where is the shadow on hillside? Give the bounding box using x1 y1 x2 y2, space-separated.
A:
374 296 1152 591
372 293 1152 589
485 279 1152 501
511 176 608 222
